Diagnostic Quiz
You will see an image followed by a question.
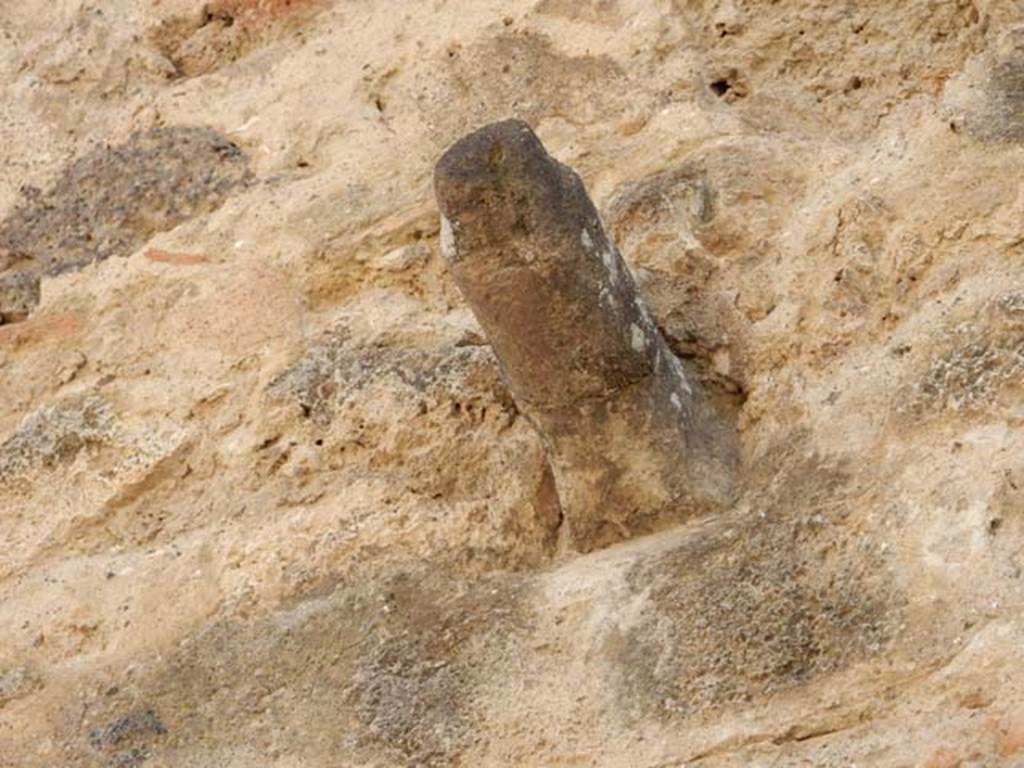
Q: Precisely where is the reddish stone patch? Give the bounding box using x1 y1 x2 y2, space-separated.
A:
144 249 210 266
920 747 962 768
0 312 83 348
991 712 1024 757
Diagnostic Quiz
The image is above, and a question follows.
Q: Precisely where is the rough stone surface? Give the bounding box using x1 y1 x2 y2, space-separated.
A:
148 0 327 80
1 1 1024 767
0 395 114 484
0 271 40 324
0 126 250 320
945 26 1024 142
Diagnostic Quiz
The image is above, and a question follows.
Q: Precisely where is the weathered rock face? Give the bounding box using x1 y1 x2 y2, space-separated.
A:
945 26 1024 142
435 119 735 551
0 126 250 320
0 271 40 324
1 1 1024 767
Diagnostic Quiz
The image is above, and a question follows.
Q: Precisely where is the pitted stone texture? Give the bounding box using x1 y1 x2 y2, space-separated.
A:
0 126 250 321
0 271 40 325
434 120 736 552
945 27 1024 143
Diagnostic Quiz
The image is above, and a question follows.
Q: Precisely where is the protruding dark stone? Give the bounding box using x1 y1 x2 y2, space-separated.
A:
434 119 736 552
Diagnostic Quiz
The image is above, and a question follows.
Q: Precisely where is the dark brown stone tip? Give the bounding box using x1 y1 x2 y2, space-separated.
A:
434 119 567 224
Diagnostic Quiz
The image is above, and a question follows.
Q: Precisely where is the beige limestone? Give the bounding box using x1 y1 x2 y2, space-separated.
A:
0 1 1022 766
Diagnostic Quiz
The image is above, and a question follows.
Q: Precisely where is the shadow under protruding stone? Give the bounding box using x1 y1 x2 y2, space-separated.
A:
434 119 736 552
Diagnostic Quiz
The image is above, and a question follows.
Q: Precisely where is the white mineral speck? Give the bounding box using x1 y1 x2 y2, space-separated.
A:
602 249 620 284
670 356 693 395
440 215 457 261
630 323 647 352
581 229 593 250
599 286 619 310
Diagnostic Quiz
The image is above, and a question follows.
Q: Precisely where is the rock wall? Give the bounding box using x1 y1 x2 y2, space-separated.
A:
1 1 1022 766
